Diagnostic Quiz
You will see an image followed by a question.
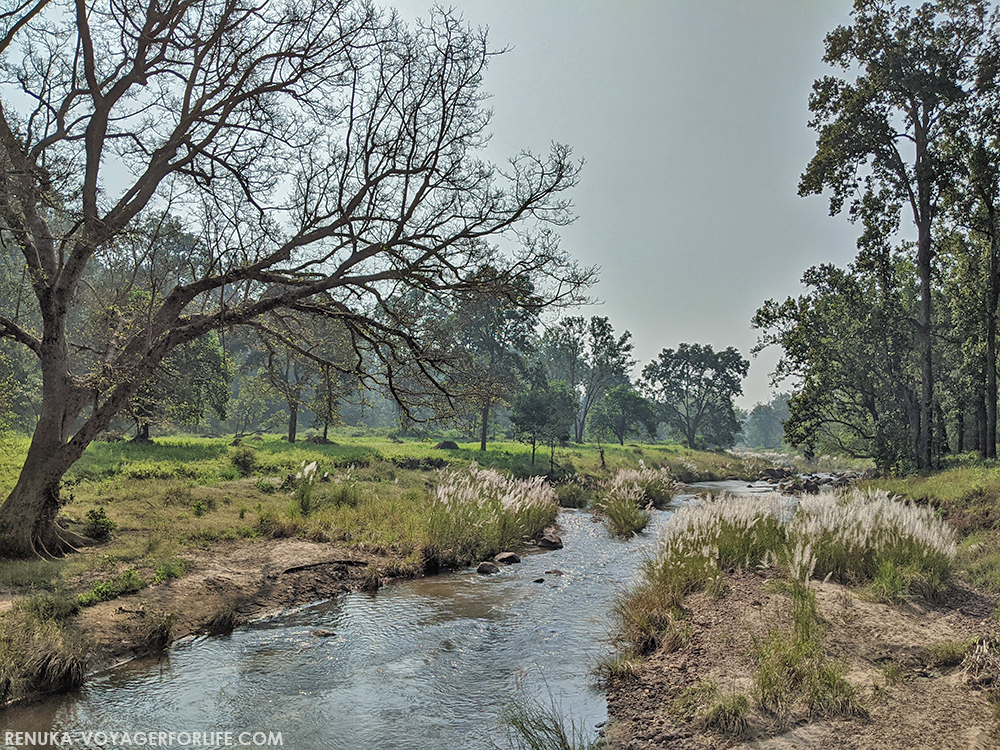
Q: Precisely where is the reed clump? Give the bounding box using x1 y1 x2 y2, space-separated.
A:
593 476 651 538
611 488 955 726
593 462 683 537
427 463 558 567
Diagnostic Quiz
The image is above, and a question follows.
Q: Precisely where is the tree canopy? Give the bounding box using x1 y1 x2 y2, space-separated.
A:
0 0 593 557
642 343 748 450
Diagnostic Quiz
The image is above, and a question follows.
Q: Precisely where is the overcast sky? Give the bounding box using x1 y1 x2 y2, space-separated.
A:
389 0 863 407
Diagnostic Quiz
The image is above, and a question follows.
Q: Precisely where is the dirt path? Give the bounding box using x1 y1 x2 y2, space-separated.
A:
604 572 1000 750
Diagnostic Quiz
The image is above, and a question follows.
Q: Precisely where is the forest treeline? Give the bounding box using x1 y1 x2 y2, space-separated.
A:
754 0 1000 472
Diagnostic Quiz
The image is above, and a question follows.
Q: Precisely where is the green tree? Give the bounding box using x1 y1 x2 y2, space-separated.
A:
538 316 633 443
510 376 576 469
753 260 921 469
126 335 232 440
451 268 540 451
642 344 748 449
0 2 591 557
743 393 791 450
590 384 657 446
800 0 986 468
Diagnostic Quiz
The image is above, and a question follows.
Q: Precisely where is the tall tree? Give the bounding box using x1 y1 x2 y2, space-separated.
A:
800 0 986 468
753 260 921 469
940 26 1000 457
642 343 748 450
589 384 657 446
450 267 540 451
0 1 592 557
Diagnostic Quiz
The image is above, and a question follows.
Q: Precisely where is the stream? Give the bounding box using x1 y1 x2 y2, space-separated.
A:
1 480 773 749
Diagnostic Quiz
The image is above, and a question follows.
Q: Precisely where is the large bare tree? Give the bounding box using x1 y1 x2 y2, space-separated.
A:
0 0 591 557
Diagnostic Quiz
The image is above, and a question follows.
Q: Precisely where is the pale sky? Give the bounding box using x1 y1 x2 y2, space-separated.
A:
389 0 863 406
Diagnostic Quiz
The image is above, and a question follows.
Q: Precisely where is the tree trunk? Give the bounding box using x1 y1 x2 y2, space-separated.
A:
986 217 999 459
957 401 965 454
978 390 988 458
530 436 536 465
935 401 949 455
0 419 92 558
917 235 934 469
288 402 298 443
480 399 490 452
323 422 329 442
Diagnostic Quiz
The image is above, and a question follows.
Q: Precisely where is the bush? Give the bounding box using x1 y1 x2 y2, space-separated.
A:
83 507 116 541
609 461 682 509
231 446 258 477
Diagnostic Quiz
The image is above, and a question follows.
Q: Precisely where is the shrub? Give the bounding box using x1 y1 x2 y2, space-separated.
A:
83 507 116 541
231 446 258 477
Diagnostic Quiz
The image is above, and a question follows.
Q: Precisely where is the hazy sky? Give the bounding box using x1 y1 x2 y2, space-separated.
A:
390 0 863 406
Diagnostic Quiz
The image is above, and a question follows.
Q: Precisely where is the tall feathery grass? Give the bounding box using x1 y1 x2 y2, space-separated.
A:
594 462 684 537
613 461 684 509
593 474 651 538
614 488 957 658
428 463 558 567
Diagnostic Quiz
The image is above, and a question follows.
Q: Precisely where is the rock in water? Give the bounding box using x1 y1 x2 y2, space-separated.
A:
538 533 563 550
477 561 500 575
494 552 521 565
311 628 337 638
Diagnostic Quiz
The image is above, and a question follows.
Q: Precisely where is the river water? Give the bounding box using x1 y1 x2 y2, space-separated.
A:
1 481 772 749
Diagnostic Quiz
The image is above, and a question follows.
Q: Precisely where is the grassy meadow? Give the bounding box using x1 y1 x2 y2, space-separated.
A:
0 432 772 601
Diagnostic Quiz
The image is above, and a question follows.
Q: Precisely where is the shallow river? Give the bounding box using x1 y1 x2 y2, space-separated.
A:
1 480 772 749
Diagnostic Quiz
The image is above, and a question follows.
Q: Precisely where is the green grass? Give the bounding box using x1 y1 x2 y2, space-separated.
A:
77 569 146 607
0 433 777 613
496 691 600 750
0 594 88 703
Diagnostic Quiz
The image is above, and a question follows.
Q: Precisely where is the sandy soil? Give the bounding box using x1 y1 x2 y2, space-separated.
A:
60 538 395 673
604 571 1000 750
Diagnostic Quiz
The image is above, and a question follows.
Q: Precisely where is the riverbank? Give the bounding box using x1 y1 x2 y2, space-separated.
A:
0 434 769 708
600 471 1000 750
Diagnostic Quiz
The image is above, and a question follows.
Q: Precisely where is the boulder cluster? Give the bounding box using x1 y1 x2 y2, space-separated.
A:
757 467 872 495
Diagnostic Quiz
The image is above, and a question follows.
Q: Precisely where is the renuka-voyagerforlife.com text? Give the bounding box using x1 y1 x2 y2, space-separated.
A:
3 731 285 748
